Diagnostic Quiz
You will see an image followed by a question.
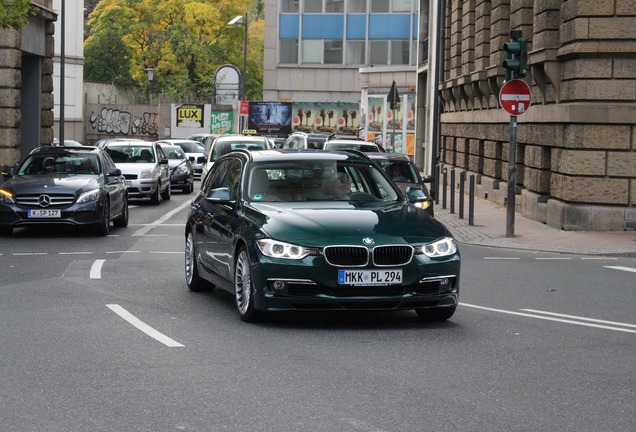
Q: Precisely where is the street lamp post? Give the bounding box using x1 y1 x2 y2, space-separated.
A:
228 13 248 101
145 68 155 106
59 0 65 145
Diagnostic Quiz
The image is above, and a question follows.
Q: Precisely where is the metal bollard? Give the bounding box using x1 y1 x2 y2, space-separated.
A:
442 167 447 209
434 164 440 205
469 175 475 226
450 169 455 214
459 171 466 219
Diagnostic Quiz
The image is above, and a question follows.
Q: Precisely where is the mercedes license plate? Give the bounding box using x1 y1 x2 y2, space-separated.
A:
28 209 61 218
338 269 402 286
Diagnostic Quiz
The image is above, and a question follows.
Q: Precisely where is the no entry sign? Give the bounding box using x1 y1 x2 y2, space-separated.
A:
499 79 532 115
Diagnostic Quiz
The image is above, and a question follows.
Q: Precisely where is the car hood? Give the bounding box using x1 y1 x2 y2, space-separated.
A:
3 175 100 195
246 201 449 246
115 162 156 174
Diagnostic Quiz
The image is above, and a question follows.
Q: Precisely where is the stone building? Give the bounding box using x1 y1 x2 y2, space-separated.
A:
425 0 635 231
0 0 56 166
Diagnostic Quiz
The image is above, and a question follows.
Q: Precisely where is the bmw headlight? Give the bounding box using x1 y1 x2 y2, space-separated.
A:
77 188 100 203
0 189 15 203
140 169 153 179
176 165 190 174
419 237 457 258
257 239 313 260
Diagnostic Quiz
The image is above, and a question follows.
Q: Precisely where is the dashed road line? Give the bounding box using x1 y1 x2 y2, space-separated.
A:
106 304 184 347
603 265 636 274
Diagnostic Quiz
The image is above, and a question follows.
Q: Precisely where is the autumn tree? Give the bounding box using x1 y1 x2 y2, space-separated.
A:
84 0 263 100
0 0 34 29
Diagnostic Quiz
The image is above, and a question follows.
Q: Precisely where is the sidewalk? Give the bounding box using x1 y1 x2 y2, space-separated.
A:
434 196 636 257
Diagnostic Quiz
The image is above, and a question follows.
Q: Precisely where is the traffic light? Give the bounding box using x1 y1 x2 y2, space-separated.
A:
503 31 528 80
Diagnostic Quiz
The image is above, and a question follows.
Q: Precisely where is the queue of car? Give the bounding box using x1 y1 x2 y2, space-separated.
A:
1 131 457 325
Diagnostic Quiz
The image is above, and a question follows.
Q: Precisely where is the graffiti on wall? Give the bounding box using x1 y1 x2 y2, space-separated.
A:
89 108 158 137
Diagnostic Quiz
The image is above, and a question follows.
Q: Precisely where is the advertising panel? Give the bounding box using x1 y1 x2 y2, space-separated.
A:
292 102 360 136
210 111 233 134
176 104 204 128
247 102 292 137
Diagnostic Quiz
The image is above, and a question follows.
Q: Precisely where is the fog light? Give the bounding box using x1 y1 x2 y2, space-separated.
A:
439 278 450 288
272 280 287 292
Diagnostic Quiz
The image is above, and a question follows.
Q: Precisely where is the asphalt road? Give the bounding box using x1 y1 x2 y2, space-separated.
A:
1 189 634 432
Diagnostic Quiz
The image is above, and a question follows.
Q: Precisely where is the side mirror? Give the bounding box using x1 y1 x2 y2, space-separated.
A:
1 165 15 178
107 167 122 177
206 187 232 202
159 158 169 165
407 187 430 202
197 156 206 164
422 175 434 184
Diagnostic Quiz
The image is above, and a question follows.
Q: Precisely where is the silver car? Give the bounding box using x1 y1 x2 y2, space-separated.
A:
103 141 171 204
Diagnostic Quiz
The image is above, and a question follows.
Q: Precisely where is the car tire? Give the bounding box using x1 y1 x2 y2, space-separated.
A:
150 182 161 205
113 195 129 228
234 246 262 323
415 306 456 322
185 231 212 292
184 182 193 194
161 182 171 201
95 200 111 236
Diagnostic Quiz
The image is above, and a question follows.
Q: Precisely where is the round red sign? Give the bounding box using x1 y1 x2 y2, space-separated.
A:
499 79 532 115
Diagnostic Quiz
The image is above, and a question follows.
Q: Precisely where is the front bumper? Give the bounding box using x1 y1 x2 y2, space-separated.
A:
250 252 460 312
0 200 103 229
125 179 159 198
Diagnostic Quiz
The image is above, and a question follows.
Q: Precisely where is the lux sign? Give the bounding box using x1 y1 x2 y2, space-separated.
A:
176 104 204 128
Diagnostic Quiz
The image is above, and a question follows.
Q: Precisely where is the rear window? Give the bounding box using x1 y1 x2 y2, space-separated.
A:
211 140 269 160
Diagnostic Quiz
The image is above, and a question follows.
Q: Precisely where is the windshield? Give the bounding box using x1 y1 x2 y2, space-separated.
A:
162 147 186 160
18 153 100 176
105 145 155 163
248 161 399 203
177 142 204 153
212 140 268 160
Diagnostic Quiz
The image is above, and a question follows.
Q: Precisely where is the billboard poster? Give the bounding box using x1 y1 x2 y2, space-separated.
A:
176 104 204 128
210 111 233 134
247 102 292 137
292 102 360 136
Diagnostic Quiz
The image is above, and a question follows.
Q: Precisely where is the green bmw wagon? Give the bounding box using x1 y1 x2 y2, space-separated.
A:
185 149 460 323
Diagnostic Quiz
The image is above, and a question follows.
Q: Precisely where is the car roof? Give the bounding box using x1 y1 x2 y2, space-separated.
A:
156 139 201 144
214 135 271 143
324 139 377 145
230 149 372 164
32 146 102 155
366 152 412 162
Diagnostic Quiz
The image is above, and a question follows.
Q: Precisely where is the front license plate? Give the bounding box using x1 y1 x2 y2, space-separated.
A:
338 269 403 286
28 209 61 218
126 181 132 188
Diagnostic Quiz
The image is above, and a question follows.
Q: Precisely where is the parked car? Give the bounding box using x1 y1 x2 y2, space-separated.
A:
155 139 205 179
282 131 330 150
157 143 194 193
0 146 128 236
94 138 148 149
102 141 171 204
322 139 382 153
185 148 460 323
200 134 275 180
52 138 83 147
367 152 435 216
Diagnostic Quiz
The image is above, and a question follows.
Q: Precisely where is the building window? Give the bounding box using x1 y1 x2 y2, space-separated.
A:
369 40 389 65
281 0 299 13
346 40 365 64
324 39 343 64
304 0 323 13
302 39 323 63
326 0 344 13
280 39 299 64
371 0 390 13
392 0 413 12
347 0 367 12
390 40 410 65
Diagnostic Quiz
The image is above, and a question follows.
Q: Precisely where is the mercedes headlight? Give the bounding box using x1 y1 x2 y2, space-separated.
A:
0 189 15 204
419 237 457 257
77 188 100 203
256 239 313 260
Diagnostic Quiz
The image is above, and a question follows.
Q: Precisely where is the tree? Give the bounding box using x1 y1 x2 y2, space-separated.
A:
84 0 263 100
0 0 34 29
84 27 135 88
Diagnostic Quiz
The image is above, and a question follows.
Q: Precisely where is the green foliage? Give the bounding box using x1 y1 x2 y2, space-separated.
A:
0 0 35 29
84 0 264 101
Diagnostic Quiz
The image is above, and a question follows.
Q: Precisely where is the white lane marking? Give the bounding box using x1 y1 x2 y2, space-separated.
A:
460 303 636 334
581 257 618 260
106 250 140 254
150 251 182 254
484 257 520 260
106 304 184 347
59 252 93 255
90 259 105 279
535 257 572 260
604 266 636 274
132 200 191 237
521 309 636 329
14 253 48 256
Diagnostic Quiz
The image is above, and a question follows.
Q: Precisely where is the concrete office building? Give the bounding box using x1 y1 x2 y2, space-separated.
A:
421 0 635 231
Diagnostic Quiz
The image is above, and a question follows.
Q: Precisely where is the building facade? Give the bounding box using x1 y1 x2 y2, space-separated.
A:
418 0 635 231
263 0 420 152
0 0 57 166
